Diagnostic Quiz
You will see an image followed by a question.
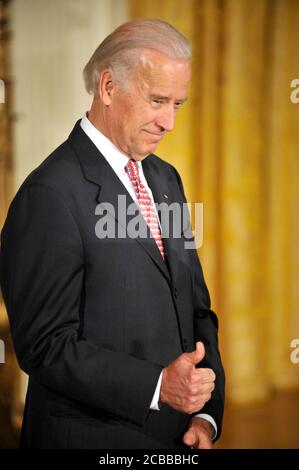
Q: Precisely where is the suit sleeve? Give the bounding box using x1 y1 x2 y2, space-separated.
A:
173 167 225 440
0 183 162 426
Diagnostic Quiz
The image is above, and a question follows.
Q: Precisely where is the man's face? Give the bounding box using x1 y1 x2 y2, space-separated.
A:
108 50 191 161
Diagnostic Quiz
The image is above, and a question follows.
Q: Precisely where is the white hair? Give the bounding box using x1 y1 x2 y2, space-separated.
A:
83 19 191 95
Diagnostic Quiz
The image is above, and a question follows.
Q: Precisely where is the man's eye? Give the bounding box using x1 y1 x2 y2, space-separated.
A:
174 102 183 110
153 99 163 105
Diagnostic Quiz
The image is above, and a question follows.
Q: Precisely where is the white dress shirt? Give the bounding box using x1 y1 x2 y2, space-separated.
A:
80 113 217 440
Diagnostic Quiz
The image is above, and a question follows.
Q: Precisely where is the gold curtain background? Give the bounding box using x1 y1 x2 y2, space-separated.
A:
0 0 21 437
130 0 299 404
0 0 12 246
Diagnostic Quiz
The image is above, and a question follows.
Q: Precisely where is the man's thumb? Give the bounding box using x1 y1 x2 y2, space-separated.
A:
188 341 205 365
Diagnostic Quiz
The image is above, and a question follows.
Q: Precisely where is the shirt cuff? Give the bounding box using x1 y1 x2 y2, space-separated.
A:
193 413 218 440
149 370 163 410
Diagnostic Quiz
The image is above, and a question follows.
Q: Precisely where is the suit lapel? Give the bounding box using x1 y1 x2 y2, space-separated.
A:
68 121 170 283
142 157 182 287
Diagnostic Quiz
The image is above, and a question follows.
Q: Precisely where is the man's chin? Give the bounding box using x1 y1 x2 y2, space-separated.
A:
145 141 160 154
133 145 159 161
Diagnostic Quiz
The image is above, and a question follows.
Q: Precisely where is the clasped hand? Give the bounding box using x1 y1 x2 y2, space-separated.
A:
160 341 215 414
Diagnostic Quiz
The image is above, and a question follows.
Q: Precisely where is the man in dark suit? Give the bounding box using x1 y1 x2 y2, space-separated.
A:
0 19 224 449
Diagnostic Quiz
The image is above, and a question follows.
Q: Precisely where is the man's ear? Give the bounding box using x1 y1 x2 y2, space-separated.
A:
98 69 115 106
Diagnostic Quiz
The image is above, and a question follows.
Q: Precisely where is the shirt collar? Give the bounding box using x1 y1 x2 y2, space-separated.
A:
80 113 142 173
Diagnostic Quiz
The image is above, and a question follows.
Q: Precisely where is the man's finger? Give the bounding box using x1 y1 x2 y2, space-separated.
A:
193 368 216 382
183 428 199 447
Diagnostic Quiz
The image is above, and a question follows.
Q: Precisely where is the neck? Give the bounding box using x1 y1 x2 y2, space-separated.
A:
88 98 107 135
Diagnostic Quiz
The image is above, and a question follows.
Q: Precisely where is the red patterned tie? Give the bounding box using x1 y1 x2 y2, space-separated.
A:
125 159 165 259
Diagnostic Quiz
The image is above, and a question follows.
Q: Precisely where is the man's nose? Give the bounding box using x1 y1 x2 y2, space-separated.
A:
157 106 175 132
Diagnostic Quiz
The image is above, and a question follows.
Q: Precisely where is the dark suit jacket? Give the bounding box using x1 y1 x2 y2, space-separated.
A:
0 121 225 449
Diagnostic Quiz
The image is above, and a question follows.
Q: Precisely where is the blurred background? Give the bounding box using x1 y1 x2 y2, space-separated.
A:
0 0 298 448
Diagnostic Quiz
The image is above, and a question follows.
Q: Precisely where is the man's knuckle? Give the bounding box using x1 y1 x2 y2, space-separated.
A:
189 386 198 396
185 404 194 414
210 370 216 381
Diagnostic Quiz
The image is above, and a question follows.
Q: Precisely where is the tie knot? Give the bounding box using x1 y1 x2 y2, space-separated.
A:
125 159 140 180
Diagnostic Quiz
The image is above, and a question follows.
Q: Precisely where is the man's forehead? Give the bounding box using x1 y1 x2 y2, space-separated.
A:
137 48 191 73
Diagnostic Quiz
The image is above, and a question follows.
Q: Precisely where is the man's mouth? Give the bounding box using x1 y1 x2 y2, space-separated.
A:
143 130 164 140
